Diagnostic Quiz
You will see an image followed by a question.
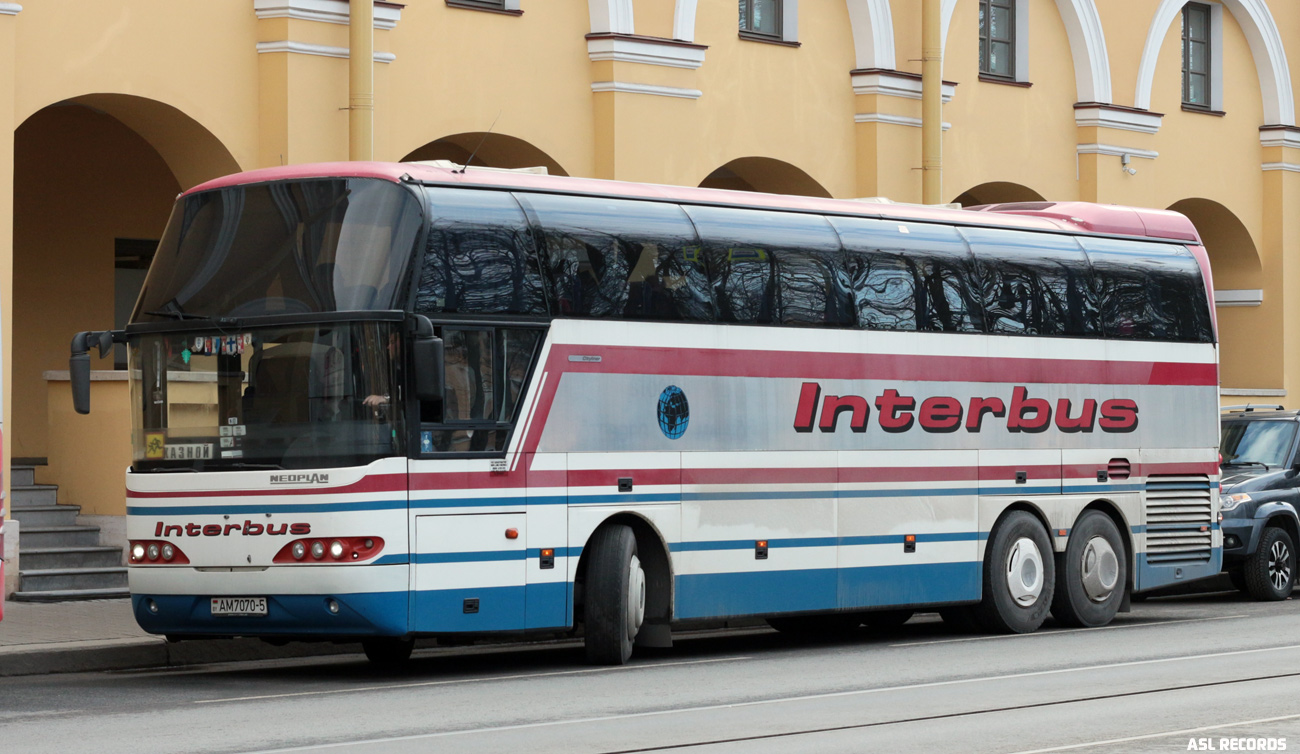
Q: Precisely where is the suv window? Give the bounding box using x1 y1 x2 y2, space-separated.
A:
1221 420 1297 468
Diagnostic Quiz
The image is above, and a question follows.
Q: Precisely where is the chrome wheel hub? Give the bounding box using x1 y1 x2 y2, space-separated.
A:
1006 537 1045 607
1080 536 1120 603
627 554 646 640
1269 540 1292 593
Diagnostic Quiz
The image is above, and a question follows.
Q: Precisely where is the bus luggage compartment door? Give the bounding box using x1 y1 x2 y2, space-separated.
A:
412 513 526 633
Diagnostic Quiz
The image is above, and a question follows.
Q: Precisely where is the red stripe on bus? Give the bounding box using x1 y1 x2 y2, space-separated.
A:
546 346 1217 387
125 474 408 498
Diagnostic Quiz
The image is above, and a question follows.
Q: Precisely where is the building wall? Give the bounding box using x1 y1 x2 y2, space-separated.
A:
1 0 1297 522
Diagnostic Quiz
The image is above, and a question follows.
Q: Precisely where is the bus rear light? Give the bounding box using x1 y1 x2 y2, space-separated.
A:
273 537 385 564
129 540 190 565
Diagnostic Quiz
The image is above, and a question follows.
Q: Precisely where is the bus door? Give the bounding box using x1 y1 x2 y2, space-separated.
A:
409 461 528 633
526 451 569 629
838 450 980 609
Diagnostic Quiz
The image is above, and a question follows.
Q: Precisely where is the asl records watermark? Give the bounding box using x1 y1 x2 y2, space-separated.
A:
1188 739 1287 751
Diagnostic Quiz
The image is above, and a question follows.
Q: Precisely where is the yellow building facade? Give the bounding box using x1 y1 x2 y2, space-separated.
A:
0 0 1297 593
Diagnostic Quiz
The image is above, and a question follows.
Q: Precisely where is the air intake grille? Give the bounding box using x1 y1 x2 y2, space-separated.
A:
1144 474 1213 564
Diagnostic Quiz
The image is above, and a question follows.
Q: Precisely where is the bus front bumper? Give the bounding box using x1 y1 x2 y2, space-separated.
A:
129 563 410 638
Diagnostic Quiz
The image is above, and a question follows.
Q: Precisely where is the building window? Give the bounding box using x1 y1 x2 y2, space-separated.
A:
739 0 782 40
445 0 521 13
979 0 1015 80
1182 3 1211 109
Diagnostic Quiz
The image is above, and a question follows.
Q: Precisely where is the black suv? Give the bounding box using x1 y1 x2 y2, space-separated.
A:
1219 406 1300 600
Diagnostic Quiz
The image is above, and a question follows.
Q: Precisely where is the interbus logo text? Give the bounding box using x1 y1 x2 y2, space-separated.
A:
153 521 311 537
793 383 1138 435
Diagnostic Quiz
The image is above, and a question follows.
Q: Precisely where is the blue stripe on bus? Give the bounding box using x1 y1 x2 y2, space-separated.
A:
671 532 980 552
133 590 410 637
673 561 981 619
411 547 582 564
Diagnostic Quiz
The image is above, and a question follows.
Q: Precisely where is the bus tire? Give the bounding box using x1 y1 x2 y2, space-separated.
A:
362 637 414 667
862 610 914 629
1050 511 1126 628
584 524 645 665
975 511 1054 634
1244 527 1295 602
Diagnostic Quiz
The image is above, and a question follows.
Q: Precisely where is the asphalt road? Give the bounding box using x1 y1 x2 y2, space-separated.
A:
3 588 1300 754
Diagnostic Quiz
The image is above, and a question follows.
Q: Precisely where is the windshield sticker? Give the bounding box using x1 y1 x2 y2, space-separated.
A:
221 450 243 459
164 443 214 460
181 348 192 364
219 426 232 437
421 431 434 453
192 335 252 357
145 432 165 459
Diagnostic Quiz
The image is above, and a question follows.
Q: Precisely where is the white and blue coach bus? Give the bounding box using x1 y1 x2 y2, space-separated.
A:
71 163 1221 665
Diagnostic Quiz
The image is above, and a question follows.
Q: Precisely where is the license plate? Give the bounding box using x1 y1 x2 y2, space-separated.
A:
211 597 267 617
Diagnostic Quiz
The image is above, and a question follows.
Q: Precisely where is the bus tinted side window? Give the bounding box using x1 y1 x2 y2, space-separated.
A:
827 217 984 333
417 188 546 316
515 193 713 321
961 227 1099 337
684 206 847 326
1080 237 1214 343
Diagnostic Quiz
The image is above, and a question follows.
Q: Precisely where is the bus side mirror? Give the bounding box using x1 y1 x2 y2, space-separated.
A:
70 330 116 415
411 316 444 402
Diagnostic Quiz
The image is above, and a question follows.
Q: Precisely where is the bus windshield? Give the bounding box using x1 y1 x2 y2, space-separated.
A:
129 321 404 470
133 178 423 321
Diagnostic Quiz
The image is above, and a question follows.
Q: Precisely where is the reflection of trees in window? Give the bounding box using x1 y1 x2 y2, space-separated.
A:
417 226 545 315
708 248 774 324
774 250 853 326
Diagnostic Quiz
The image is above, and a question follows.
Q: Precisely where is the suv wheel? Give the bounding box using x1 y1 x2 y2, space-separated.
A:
1244 527 1296 601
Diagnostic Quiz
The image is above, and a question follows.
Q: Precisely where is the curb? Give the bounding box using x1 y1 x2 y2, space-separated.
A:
0 636 372 677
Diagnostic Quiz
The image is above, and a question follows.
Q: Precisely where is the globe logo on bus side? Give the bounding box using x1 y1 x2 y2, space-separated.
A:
658 386 689 440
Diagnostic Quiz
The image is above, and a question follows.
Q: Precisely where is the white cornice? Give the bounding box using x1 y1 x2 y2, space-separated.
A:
1221 388 1286 397
1073 105 1162 135
1076 143 1158 160
254 0 401 31
1263 162 1300 173
851 71 955 103
1215 289 1264 307
586 37 705 70
590 81 702 100
256 40 396 63
1260 129 1300 149
0 3 22 15
854 113 951 131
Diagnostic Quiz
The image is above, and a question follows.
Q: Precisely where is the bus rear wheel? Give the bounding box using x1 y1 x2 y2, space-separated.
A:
1050 511 1126 628
975 511 1054 633
584 525 645 665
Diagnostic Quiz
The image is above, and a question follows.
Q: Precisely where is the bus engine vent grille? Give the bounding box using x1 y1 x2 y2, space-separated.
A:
1144 474 1213 564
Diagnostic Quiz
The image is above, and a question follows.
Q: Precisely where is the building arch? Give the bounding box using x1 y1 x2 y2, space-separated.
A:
401 133 569 176
941 0 1112 103
698 157 833 198
950 181 1046 207
1168 198 1261 291
847 0 896 70
590 0 635 34
1134 0 1293 125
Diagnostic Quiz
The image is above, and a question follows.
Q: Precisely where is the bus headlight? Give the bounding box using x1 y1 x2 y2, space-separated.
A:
161 544 175 561
1220 493 1252 512
131 543 145 561
146 544 161 561
311 541 325 560
329 540 345 559
292 542 306 560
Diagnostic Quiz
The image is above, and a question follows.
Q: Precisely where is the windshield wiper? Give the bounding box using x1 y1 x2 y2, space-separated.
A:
224 463 285 471
1222 460 1270 470
145 309 241 327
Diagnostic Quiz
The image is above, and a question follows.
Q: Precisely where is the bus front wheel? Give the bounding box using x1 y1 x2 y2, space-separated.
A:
975 511 1055 633
584 525 646 665
1050 511 1126 627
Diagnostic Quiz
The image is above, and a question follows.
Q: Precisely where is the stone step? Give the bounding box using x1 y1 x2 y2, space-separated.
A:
19 546 123 570
10 465 36 487
9 587 131 603
10 484 59 509
17 567 129 593
9 504 81 528
19 525 102 549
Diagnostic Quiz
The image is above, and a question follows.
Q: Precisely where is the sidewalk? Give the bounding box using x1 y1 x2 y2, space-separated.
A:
0 598 367 676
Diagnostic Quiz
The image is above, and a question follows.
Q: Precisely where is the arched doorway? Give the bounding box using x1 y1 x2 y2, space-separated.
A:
951 181 1046 207
12 97 239 465
698 157 832 198
401 133 568 176
1167 198 1270 394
